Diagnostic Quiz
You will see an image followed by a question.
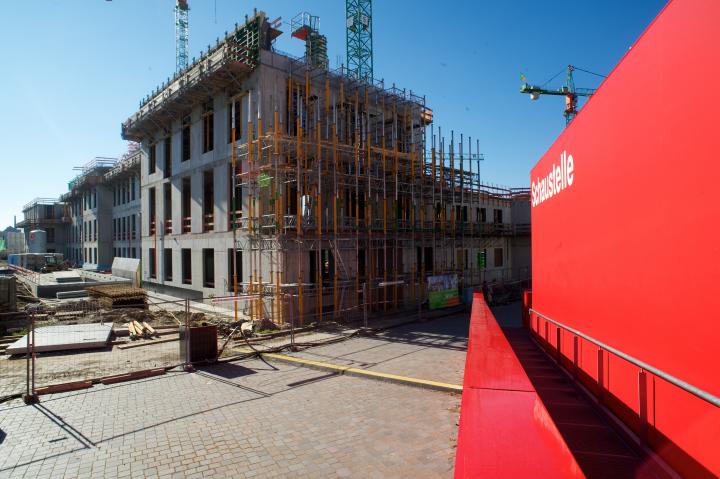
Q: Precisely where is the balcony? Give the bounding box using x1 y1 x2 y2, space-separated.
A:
164 219 173 235
149 220 156 236
228 210 243 230
182 217 191 234
203 213 214 232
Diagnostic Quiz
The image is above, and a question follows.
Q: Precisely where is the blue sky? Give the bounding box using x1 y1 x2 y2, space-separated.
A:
0 0 666 228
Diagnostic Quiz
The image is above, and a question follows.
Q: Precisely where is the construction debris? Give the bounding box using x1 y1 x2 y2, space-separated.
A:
127 320 158 340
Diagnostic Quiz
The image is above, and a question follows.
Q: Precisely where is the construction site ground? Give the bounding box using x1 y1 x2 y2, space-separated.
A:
0 307 477 478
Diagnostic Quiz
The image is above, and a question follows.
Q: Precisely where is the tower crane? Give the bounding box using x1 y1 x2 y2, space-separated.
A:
520 65 604 125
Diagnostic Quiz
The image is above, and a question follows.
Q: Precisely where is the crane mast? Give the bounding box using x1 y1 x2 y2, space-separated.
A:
346 0 373 82
175 0 189 72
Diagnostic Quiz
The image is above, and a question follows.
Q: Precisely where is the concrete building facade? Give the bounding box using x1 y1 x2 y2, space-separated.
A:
122 11 531 324
61 153 141 269
17 198 69 255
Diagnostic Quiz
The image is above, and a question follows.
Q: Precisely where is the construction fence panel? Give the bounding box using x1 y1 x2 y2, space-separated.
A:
27 298 186 394
0 313 30 399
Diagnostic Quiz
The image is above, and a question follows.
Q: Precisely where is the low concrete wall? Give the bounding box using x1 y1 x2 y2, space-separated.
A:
0 276 17 311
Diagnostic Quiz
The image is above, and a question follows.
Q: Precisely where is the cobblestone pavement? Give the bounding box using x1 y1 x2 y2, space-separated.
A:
281 313 469 386
0 316 465 478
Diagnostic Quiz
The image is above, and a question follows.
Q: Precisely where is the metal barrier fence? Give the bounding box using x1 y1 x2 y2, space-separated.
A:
1 279 470 401
0 298 197 402
0 313 29 399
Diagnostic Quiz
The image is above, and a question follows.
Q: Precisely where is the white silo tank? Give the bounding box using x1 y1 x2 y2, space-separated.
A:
28 229 47 254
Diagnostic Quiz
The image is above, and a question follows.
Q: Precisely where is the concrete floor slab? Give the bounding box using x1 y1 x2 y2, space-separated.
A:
6 323 113 354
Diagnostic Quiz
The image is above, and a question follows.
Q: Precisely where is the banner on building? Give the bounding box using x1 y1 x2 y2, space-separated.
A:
427 273 460 310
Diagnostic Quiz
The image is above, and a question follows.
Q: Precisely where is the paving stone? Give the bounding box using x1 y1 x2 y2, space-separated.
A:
0 315 464 478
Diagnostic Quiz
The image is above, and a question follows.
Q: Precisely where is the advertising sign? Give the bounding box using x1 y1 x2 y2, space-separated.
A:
427 274 459 310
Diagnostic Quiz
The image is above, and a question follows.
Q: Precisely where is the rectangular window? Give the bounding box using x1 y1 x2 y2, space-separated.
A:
321 250 333 283
94 219 97 241
228 164 242 227
149 143 157 174
424 247 434 274
164 137 172 178
203 248 214 287
227 99 242 143
164 248 173 281
358 249 366 278
182 115 191 162
494 209 503 224
494 247 504 268
309 251 318 285
203 170 214 231
163 183 172 234
228 248 242 291
149 248 156 278
182 177 191 233
182 248 192 284
481 208 487 223
131 247 136 259
131 177 136 201
131 215 136 239
93 248 97 264
47 227 55 243
113 187 117 206
149 187 156 235
202 104 214 153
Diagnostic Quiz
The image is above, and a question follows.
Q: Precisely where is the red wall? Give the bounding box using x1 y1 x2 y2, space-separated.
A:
530 0 720 476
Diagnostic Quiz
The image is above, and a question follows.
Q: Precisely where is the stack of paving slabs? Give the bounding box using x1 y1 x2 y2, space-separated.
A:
87 285 147 309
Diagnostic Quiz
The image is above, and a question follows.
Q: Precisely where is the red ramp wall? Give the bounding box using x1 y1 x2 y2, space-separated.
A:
530 0 720 476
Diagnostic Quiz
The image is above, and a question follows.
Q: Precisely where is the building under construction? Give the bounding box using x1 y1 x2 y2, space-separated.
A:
122 10 530 325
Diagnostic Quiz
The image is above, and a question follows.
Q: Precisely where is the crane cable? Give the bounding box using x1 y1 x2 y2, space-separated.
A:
537 66 607 89
539 68 567 88
572 66 607 78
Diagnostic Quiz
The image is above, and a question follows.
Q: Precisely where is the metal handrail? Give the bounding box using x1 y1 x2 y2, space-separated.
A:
530 308 720 408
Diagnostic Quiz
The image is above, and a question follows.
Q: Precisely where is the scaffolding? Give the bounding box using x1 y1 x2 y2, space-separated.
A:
228 56 525 327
